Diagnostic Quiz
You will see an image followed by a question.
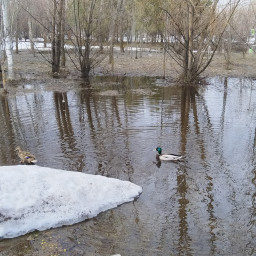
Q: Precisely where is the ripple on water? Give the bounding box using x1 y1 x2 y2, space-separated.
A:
0 76 256 255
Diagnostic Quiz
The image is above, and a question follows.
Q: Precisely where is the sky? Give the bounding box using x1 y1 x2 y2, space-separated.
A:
218 0 250 5
0 165 142 239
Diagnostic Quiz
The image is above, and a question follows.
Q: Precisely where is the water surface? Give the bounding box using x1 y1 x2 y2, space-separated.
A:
0 76 256 256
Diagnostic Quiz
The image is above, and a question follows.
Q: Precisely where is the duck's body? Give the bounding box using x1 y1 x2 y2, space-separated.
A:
155 147 184 161
15 146 37 164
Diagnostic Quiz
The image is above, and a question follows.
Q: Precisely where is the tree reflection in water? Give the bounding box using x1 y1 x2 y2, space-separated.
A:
0 77 256 255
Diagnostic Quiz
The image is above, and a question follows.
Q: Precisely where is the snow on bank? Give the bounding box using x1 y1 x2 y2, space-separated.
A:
14 40 160 53
0 165 142 239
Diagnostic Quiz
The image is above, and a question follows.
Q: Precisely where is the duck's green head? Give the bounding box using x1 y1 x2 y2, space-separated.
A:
156 147 162 155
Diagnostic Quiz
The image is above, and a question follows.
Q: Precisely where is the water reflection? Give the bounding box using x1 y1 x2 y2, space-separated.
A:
54 91 85 171
0 96 17 163
0 76 256 256
179 86 201 255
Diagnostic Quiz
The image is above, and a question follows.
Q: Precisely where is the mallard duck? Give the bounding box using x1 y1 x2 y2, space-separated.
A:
155 147 184 161
15 146 37 164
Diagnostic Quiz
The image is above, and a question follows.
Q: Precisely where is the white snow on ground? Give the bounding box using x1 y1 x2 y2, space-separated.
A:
13 40 160 52
0 165 142 239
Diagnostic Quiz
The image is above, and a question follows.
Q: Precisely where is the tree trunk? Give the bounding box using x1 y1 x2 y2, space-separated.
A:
224 1 233 69
15 14 20 54
43 32 47 48
120 37 125 53
81 33 91 78
186 2 194 83
52 0 64 74
131 0 136 43
2 0 14 80
98 0 104 53
109 1 119 69
119 0 125 53
52 0 57 73
28 14 35 57
15 32 19 54
61 0 66 67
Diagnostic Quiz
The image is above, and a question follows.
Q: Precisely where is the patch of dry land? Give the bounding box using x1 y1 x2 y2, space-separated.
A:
3 48 256 93
97 50 256 79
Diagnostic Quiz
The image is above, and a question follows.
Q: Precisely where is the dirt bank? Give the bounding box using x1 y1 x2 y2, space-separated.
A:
97 50 256 79
4 49 256 93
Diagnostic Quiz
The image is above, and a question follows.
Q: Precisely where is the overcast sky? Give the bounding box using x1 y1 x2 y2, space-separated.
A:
218 0 250 5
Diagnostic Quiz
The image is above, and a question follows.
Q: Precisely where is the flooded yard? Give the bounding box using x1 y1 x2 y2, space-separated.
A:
0 76 256 255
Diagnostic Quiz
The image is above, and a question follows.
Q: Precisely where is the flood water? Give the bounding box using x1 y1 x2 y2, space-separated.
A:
0 76 256 256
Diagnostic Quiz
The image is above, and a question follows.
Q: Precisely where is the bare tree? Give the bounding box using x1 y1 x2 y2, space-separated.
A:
11 0 22 54
118 0 126 53
60 0 66 67
26 0 36 57
52 0 65 75
109 0 123 70
223 2 252 59
162 0 240 84
2 0 14 81
67 0 106 78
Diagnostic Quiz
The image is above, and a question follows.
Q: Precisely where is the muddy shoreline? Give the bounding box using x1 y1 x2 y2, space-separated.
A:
3 49 256 94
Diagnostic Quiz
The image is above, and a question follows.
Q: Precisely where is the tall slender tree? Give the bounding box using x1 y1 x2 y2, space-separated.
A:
52 0 65 75
27 0 35 57
2 0 14 80
109 0 120 70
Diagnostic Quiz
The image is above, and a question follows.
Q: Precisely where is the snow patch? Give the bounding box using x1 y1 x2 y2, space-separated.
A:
0 165 142 239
